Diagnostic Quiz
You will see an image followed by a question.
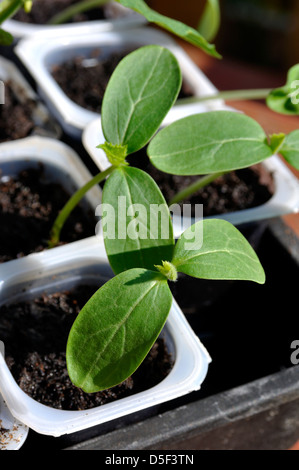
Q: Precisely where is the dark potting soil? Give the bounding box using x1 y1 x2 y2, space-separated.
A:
0 285 173 411
0 166 95 263
0 81 35 143
14 0 114 24
127 149 275 216
51 50 194 114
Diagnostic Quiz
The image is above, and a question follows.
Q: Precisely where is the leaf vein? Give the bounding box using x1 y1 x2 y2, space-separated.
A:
80 280 158 388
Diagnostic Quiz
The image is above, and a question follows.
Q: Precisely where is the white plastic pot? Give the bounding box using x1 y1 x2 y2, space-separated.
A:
0 56 60 140
15 26 223 139
83 117 299 237
3 2 146 39
0 398 29 450
0 135 101 211
0 235 211 437
0 136 102 264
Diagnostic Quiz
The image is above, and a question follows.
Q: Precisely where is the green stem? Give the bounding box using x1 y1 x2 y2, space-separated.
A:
49 165 115 248
47 0 109 25
175 88 272 106
0 0 25 23
168 171 226 206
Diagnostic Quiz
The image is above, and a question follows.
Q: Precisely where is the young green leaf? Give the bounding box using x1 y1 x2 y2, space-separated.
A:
0 28 13 45
280 130 299 170
172 219 265 284
0 0 26 24
197 0 221 42
101 166 174 275
66 268 172 392
116 0 221 58
148 111 273 175
101 45 182 155
266 64 299 115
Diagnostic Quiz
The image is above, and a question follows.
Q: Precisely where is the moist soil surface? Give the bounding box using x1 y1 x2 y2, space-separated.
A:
0 285 173 411
14 0 116 24
127 150 275 216
51 50 193 114
0 81 35 143
0 166 95 263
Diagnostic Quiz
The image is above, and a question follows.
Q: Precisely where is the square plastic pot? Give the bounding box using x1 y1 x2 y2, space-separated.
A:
15 26 223 139
0 235 211 438
0 373 29 450
62 218 299 451
2 2 147 39
0 135 102 263
0 55 61 140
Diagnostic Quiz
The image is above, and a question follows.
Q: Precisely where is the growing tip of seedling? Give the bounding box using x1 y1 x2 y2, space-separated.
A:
97 141 129 167
155 261 178 282
268 133 286 154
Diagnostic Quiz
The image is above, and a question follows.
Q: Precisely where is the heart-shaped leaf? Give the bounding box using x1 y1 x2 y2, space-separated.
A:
280 130 299 170
101 45 182 155
117 0 221 58
172 219 265 284
148 111 273 175
266 64 299 115
67 268 172 392
101 166 174 274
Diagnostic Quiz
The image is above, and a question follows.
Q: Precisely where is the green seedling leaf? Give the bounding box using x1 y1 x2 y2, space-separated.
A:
101 166 174 274
172 219 265 284
101 45 182 155
155 260 178 282
280 130 299 170
148 111 273 175
0 28 13 45
266 64 299 115
67 268 172 392
197 0 221 42
117 0 221 58
0 0 24 23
